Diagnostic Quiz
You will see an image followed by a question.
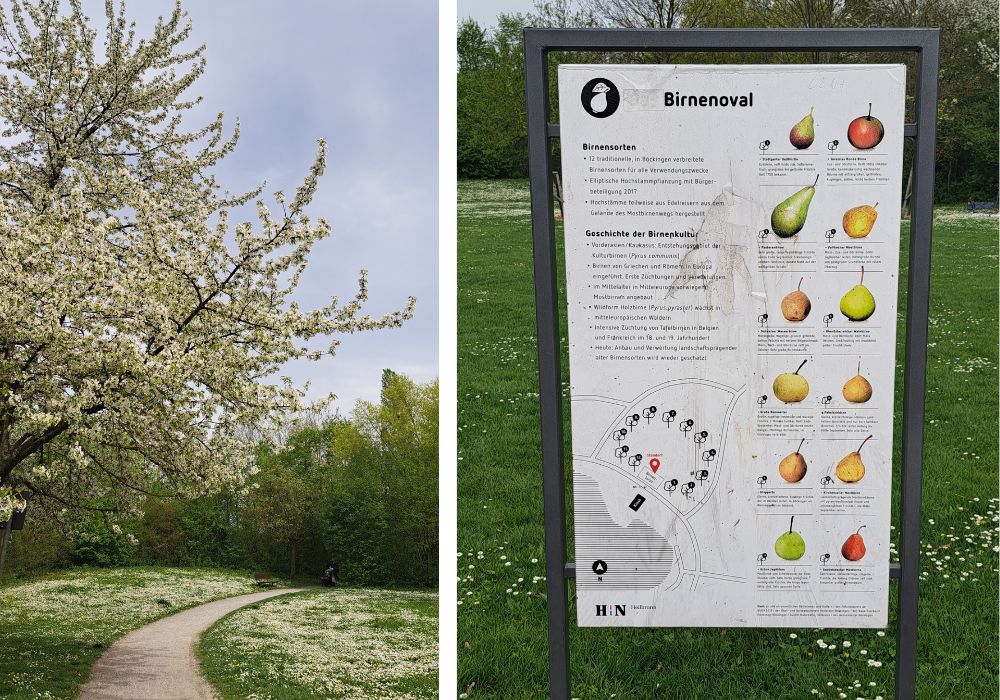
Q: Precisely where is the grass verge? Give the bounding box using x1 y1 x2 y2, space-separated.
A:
198 587 438 700
0 566 261 699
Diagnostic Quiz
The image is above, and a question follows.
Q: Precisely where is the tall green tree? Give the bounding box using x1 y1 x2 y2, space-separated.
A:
245 424 331 577
321 418 389 583
457 15 530 178
322 372 438 586
362 371 438 585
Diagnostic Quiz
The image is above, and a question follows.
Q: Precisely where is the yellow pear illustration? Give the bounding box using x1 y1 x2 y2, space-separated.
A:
843 202 878 238
773 359 809 403
835 435 873 483
778 438 807 483
843 360 873 403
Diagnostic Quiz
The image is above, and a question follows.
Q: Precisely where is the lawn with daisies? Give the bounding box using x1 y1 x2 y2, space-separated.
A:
0 567 261 699
199 588 438 700
456 180 999 699
0 569 438 700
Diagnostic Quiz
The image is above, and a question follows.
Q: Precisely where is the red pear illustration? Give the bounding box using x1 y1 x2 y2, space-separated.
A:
841 525 867 561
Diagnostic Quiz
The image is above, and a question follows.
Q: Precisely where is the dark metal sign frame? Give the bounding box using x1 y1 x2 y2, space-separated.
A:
523 27 939 700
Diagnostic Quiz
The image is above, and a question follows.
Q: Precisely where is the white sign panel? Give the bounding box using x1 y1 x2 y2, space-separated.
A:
558 64 906 628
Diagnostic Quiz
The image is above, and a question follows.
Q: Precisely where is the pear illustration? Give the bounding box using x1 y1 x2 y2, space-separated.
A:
835 434 872 483
843 202 878 238
773 359 809 403
843 360 873 403
840 266 876 321
778 438 807 483
789 107 815 149
841 525 867 561
590 82 610 114
780 277 811 321
770 174 819 238
775 516 806 560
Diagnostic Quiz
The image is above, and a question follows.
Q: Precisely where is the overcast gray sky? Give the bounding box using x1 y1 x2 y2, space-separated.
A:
82 0 438 415
459 0 537 26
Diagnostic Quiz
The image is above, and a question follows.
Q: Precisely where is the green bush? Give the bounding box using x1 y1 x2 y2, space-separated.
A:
69 516 137 567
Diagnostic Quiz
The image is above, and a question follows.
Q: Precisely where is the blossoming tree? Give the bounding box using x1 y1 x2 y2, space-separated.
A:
0 0 415 522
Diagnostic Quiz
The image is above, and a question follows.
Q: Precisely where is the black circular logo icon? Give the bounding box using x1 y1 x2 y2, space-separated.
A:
592 559 608 575
581 78 620 118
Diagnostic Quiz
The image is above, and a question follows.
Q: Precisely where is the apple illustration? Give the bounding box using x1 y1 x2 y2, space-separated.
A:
847 103 884 150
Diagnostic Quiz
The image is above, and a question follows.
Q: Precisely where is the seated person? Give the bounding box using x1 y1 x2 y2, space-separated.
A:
320 561 339 587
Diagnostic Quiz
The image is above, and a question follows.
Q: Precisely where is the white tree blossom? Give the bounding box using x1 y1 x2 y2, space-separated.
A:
0 0 415 522
946 0 998 74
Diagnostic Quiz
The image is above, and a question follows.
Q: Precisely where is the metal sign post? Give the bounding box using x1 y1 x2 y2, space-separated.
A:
524 27 938 700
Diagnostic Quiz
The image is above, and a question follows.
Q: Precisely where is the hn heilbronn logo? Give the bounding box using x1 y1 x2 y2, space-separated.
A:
595 604 626 617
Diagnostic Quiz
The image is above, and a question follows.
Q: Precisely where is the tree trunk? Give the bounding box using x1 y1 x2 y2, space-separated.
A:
0 524 11 582
902 163 914 218
552 171 564 221
290 541 296 578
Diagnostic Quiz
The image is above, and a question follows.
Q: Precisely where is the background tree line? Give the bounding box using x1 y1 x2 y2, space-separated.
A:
458 0 998 203
6 371 438 588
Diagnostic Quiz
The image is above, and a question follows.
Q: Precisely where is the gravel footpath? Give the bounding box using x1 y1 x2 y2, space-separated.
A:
79 587 307 700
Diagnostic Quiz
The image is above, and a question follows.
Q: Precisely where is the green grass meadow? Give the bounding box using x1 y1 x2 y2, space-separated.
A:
457 180 999 699
0 567 261 699
199 588 438 700
0 567 437 700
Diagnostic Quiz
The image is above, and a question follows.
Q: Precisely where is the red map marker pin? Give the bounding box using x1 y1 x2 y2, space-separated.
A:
649 458 661 474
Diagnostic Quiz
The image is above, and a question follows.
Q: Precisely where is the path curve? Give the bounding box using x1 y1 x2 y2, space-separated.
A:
79 587 308 700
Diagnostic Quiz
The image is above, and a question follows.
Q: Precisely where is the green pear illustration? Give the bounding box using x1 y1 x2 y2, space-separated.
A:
789 107 814 149
770 174 819 238
839 266 876 321
774 516 806 560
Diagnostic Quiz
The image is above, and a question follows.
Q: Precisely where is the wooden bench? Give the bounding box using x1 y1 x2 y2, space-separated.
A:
966 201 997 214
253 572 278 588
